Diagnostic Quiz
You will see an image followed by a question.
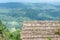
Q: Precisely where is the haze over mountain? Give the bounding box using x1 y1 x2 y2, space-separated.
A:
0 0 60 3
0 2 60 28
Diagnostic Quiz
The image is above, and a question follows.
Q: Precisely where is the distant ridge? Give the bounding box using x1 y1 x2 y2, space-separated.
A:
0 2 27 8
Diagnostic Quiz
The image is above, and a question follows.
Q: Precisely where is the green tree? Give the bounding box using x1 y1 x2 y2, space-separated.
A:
10 29 22 40
0 20 6 40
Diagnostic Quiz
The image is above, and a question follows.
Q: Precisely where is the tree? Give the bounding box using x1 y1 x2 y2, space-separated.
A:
0 20 6 40
10 29 22 40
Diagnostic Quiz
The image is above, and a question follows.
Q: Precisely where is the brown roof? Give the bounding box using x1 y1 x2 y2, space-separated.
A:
21 21 60 40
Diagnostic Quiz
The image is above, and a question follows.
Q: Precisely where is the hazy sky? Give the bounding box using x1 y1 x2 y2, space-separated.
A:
0 0 60 3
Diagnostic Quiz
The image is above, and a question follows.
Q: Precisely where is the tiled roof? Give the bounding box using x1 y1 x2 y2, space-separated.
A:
21 21 60 40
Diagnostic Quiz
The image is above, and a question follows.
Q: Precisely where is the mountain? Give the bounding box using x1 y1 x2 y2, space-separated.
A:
0 2 28 8
0 2 60 28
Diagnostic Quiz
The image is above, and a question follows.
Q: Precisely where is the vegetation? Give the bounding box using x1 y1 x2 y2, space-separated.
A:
0 20 22 40
0 3 60 29
54 29 60 35
47 36 52 40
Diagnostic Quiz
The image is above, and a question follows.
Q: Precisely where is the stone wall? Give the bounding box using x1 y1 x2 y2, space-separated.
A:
21 21 60 40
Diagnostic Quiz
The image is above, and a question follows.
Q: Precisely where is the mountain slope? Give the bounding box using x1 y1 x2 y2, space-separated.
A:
0 2 60 28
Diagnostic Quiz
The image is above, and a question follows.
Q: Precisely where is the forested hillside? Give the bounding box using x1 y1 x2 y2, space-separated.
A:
0 2 60 29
